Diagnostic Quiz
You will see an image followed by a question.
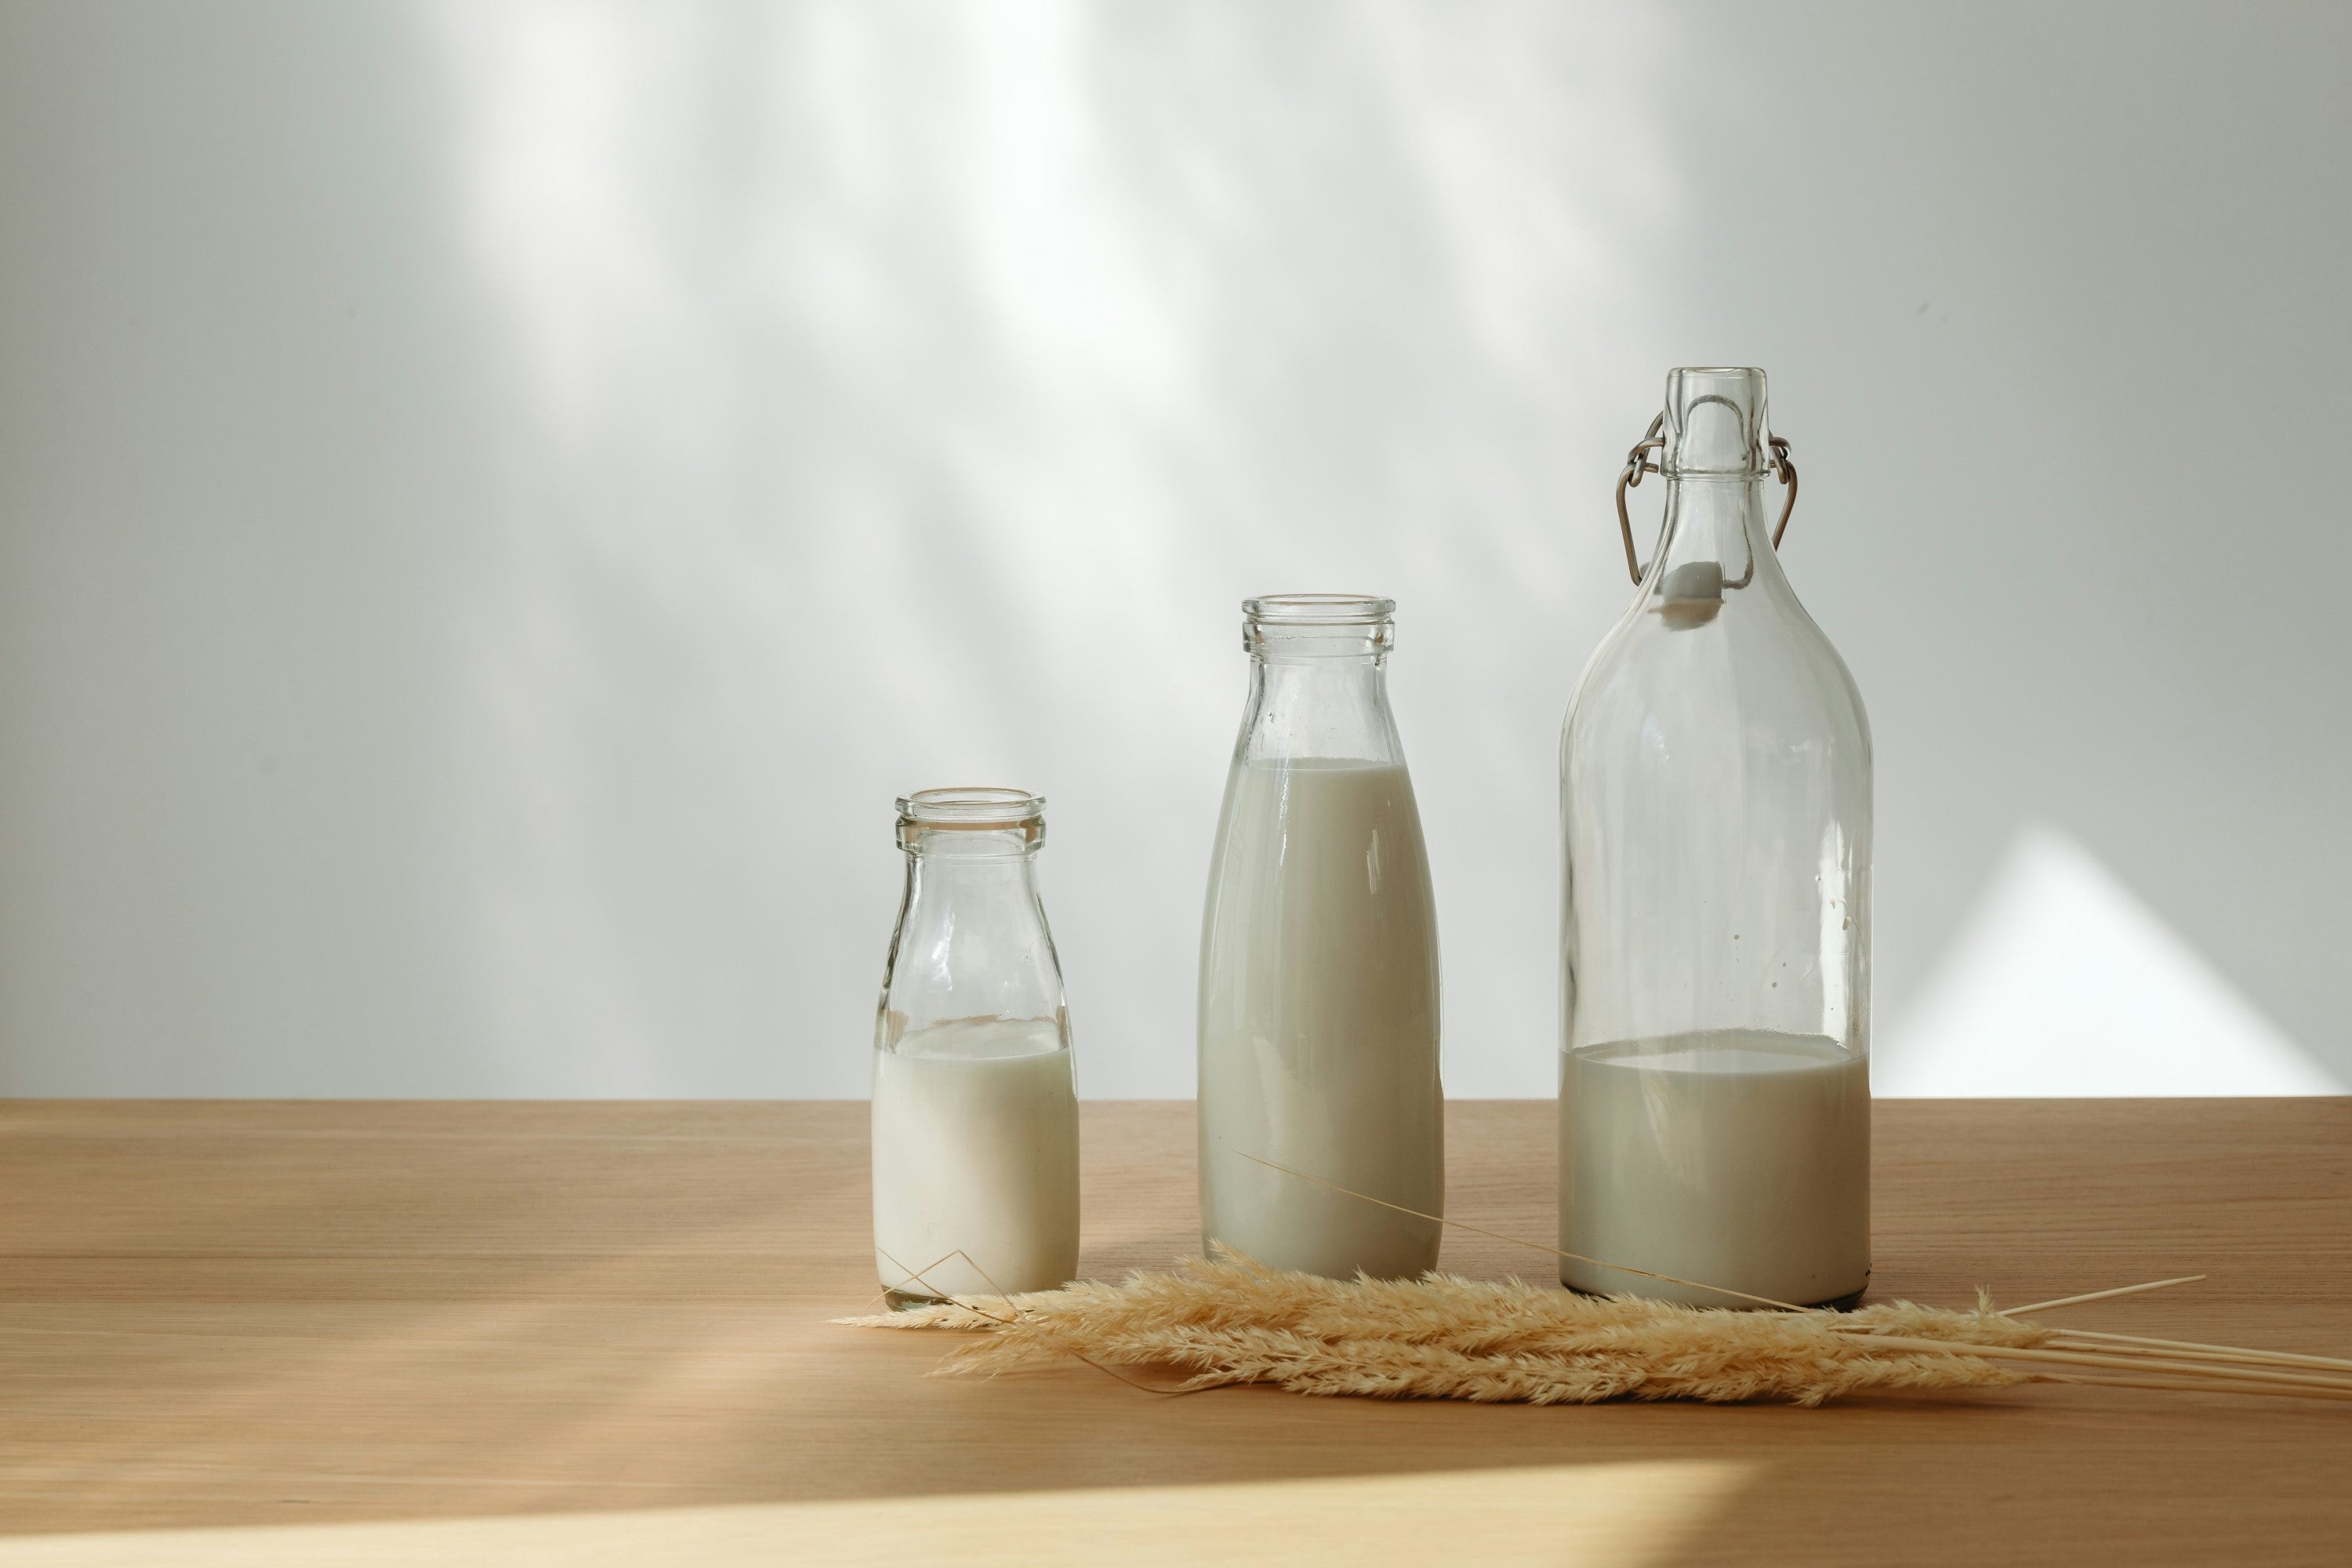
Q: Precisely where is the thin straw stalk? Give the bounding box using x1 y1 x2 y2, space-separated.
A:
1838 1333 2352 1396
2045 1328 2352 1375
1998 1276 2205 1316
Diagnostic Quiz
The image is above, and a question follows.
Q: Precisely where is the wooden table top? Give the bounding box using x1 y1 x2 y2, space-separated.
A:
1 1098 2348 1565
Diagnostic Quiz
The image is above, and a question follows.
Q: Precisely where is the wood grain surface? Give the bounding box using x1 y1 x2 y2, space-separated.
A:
1 1098 2348 1565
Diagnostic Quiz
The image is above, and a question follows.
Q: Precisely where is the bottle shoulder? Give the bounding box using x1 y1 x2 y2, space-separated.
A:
1563 593 1871 757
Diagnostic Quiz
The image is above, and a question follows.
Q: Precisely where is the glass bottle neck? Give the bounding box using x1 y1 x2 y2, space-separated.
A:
1236 652 1403 766
896 851 1049 943
1648 474 1784 598
881 840 1062 1050
896 824 1048 942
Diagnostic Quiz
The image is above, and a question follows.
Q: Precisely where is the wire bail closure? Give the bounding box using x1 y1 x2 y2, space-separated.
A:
1614 414 1798 586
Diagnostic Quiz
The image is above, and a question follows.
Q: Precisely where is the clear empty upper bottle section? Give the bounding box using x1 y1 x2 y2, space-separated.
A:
1662 367 1771 477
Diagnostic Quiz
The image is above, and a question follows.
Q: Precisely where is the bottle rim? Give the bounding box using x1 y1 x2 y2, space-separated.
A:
1243 593 1395 626
1663 365 1771 476
896 786 1044 829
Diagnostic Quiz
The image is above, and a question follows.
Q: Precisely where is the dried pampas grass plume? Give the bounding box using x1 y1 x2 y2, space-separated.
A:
837 1247 2352 1407
839 1247 2043 1406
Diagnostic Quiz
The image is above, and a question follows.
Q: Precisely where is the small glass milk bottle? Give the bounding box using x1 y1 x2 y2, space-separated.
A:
873 787 1080 1307
1199 594 1444 1281
1559 368 1871 1309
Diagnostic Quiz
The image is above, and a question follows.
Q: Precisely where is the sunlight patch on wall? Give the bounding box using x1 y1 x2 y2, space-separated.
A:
1878 824 2337 1097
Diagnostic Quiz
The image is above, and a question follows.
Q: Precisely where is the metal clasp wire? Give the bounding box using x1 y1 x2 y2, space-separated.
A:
1614 416 1799 586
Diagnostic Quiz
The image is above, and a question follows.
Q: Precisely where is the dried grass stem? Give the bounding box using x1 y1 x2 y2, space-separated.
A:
840 1250 2350 1409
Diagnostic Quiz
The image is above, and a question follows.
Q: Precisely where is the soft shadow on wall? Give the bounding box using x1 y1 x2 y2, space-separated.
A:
336 0 1675 1095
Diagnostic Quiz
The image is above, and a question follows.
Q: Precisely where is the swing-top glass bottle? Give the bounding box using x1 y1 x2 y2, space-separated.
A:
1559 368 1872 1309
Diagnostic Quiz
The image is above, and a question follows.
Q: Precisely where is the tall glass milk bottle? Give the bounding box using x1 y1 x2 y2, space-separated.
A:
1199 594 1443 1280
1559 368 1872 1309
873 787 1080 1308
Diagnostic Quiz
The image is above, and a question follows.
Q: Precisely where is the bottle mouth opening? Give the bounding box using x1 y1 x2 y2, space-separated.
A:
1663 365 1770 476
897 786 1044 829
1243 593 1395 626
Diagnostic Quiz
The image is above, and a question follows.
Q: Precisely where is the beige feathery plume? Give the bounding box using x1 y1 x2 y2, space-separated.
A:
835 1248 2048 1406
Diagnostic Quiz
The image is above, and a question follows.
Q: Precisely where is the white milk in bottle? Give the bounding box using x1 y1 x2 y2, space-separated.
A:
1198 597 1443 1281
1559 1029 1868 1306
872 1018 1079 1300
873 788 1080 1306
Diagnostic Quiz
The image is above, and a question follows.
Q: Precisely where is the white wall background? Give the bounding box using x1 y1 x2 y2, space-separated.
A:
1 0 2346 1098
